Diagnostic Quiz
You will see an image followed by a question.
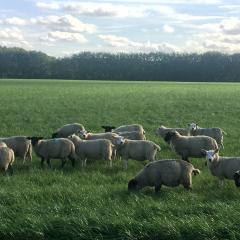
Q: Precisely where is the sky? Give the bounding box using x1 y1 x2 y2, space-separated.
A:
0 0 240 57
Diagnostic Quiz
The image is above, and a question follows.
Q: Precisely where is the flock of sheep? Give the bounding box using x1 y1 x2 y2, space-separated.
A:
1 122 240 192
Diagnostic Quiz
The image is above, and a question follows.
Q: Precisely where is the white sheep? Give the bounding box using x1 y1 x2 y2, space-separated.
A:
164 131 218 162
118 131 146 140
234 170 240 187
27 137 77 168
0 146 15 175
128 159 200 192
202 149 240 186
156 125 189 141
113 124 145 134
0 136 32 163
187 123 226 149
68 134 114 167
52 123 85 138
114 137 161 169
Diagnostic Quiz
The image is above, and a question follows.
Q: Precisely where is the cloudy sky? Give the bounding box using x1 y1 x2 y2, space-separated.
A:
1 0 240 56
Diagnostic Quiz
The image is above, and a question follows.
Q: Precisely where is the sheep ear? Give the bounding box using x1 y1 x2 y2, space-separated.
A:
214 148 219 153
201 149 206 156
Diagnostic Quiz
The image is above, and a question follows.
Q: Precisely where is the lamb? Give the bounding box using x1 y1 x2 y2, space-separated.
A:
187 123 226 149
234 171 240 187
114 137 161 169
118 131 146 140
0 146 15 175
52 123 85 138
128 159 200 192
68 134 114 167
156 125 189 141
202 149 240 186
113 124 145 135
164 131 218 162
0 136 32 162
27 137 76 168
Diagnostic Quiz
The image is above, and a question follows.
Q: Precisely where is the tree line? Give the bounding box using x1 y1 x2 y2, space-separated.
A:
0 46 240 82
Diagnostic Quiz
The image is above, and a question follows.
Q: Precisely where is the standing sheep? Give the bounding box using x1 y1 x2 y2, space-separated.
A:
0 136 32 163
114 137 161 169
68 134 114 167
202 149 240 186
128 159 200 192
27 137 76 168
156 125 189 141
113 124 145 135
164 131 218 162
187 123 226 149
52 123 85 138
0 146 15 175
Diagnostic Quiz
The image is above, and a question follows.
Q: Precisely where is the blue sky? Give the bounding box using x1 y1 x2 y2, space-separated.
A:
0 0 240 56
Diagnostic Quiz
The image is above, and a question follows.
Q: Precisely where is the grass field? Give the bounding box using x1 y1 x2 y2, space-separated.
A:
0 79 240 240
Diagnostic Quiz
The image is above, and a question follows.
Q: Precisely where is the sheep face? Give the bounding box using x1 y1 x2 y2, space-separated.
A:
115 136 125 145
78 130 88 139
188 123 197 131
234 171 240 187
27 137 44 146
164 131 176 143
202 149 219 164
101 125 116 132
128 179 141 191
155 126 165 136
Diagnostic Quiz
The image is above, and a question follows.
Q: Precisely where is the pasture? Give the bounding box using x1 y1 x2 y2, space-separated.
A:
0 79 240 239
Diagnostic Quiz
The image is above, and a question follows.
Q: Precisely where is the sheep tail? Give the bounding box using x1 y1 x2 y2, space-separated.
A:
192 168 201 176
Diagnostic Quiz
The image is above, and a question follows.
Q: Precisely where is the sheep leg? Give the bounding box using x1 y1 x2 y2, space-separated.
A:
61 158 67 168
218 178 224 187
8 165 13 176
123 159 128 169
41 158 45 167
68 156 75 167
46 159 51 168
155 184 162 193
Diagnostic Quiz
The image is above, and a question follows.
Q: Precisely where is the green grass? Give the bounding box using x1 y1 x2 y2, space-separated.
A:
0 79 240 239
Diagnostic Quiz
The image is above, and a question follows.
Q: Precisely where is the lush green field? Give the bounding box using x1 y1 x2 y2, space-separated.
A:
0 79 240 240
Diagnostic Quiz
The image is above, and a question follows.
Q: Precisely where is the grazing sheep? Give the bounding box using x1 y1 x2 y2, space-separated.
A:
156 125 189 141
202 149 240 186
0 136 32 162
27 137 76 168
101 125 116 132
234 171 240 187
188 123 226 149
52 123 85 138
0 146 15 175
68 134 114 167
118 131 146 140
164 131 218 162
114 137 161 169
113 124 145 134
128 159 200 192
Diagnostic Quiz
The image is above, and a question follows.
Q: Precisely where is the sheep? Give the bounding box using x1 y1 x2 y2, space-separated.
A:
234 170 240 187
78 130 119 141
113 124 145 135
0 146 15 175
164 131 218 162
128 159 200 192
101 125 116 133
68 134 114 167
114 137 161 169
27 137 76 168
202 149 240 186
0 136 32 162
156 125 189 141
118 131 146 140
52 123 85 138
187 123 226 149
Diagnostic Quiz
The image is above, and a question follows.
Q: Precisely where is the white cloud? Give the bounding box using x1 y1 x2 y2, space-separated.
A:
98 34 180 53
31 15 97 33
163 24 175 33
0 17 26 26
36 2 60 10
40 31 87 43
